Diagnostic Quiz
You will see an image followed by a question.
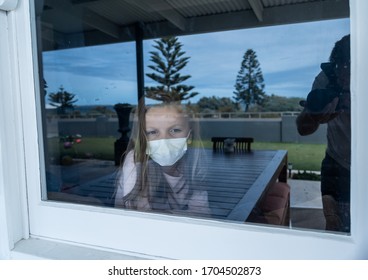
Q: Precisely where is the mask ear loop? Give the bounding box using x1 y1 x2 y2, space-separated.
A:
186 130 193 145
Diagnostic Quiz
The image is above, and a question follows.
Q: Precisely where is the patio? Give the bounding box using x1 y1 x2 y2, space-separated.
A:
289 179 325 231
47 151 325 231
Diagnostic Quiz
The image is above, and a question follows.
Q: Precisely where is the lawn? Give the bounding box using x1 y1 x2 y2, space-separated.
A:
200 140 325 171
48 137 116 162
252 142 325 171
49 137 326 171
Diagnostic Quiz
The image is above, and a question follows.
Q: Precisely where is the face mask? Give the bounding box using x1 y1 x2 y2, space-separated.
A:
146 137 188 166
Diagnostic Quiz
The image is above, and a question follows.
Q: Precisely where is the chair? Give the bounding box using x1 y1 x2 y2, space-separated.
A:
211 137 254 152
246 182 291 226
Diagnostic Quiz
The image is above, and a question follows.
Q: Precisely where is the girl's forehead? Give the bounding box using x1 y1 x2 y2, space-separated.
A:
146 106 188 126
148 105 179 113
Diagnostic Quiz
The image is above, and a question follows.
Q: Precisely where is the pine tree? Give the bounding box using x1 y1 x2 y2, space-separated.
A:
48 86 78 114
233 49 266 111
145 36 198 103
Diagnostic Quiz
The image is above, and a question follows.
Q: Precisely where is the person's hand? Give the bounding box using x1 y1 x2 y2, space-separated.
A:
308 97 340 123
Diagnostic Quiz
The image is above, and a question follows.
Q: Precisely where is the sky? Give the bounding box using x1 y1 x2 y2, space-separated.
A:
42 18 350 107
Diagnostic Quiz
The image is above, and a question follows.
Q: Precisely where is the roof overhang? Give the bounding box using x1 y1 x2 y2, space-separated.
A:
39 0 349 51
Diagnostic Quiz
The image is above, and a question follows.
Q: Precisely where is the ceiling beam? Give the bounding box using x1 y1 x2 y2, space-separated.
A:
150 0 187 31
82 8 120 38
46 0 120 38
125 0 188 31
248 0 264 22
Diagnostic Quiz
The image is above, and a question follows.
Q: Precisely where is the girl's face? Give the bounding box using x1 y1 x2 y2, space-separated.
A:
145 106 190 141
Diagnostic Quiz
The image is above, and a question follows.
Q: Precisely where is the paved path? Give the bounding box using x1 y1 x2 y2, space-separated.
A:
289 179 322 209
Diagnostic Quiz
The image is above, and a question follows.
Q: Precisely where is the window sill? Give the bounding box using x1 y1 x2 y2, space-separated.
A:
10 238 159 260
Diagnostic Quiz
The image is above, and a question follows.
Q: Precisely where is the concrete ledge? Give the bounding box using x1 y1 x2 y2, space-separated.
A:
11 238 155 260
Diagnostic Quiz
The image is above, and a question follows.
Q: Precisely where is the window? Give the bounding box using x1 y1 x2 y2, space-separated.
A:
36 0 351 233
13 0 366 258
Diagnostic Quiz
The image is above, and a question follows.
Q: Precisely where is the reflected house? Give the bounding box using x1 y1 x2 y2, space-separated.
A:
2 0 368 261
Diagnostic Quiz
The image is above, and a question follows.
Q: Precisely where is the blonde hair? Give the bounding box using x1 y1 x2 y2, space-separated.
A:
119 102 206 209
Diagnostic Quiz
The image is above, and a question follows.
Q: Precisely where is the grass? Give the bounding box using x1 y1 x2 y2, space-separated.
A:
252 142 325 172
48 137 326 171
48 137 116 162
201 140 325 171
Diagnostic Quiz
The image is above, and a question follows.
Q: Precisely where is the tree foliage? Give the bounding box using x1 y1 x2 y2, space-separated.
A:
197 96 238 112
48 86 78 114
145 36 198 103
262 94 303 112
233 49 266 111
193 94 302 113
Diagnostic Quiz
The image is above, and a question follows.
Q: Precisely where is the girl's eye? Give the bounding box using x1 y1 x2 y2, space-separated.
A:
146 130 158 137
169 128 182 135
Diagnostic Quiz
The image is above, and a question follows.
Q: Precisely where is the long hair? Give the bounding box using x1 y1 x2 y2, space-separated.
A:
119 102 207 210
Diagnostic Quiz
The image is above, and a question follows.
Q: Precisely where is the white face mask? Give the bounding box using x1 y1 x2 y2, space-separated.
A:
146 137 188 166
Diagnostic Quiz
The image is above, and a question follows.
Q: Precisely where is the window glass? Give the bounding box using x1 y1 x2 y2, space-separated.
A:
42 41 137 207
36 0 350 234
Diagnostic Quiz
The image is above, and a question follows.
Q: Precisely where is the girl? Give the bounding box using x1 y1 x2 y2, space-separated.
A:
114 102 211 217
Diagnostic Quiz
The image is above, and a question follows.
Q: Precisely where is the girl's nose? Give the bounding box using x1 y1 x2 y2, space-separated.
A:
161 131 172 139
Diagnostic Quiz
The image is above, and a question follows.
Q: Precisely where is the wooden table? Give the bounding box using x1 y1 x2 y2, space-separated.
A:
204 149 288 221
54 149 288 222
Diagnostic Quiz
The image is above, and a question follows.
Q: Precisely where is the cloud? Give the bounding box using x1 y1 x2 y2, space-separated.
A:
44 71 138 105
177 19 349 99
43 42 137 81
43 18 350 105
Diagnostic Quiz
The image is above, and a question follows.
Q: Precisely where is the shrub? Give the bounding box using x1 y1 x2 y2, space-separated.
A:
292 170 321 181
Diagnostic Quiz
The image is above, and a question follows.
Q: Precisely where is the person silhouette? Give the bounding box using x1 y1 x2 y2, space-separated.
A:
297 35 351 232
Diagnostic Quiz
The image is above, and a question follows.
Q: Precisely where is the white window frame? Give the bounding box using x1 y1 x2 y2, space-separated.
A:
1 0 368 259
0 0 18 11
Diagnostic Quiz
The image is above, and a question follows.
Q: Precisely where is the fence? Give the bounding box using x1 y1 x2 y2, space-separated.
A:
48 111 301 120
48 114 327 145
189 111 300 119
